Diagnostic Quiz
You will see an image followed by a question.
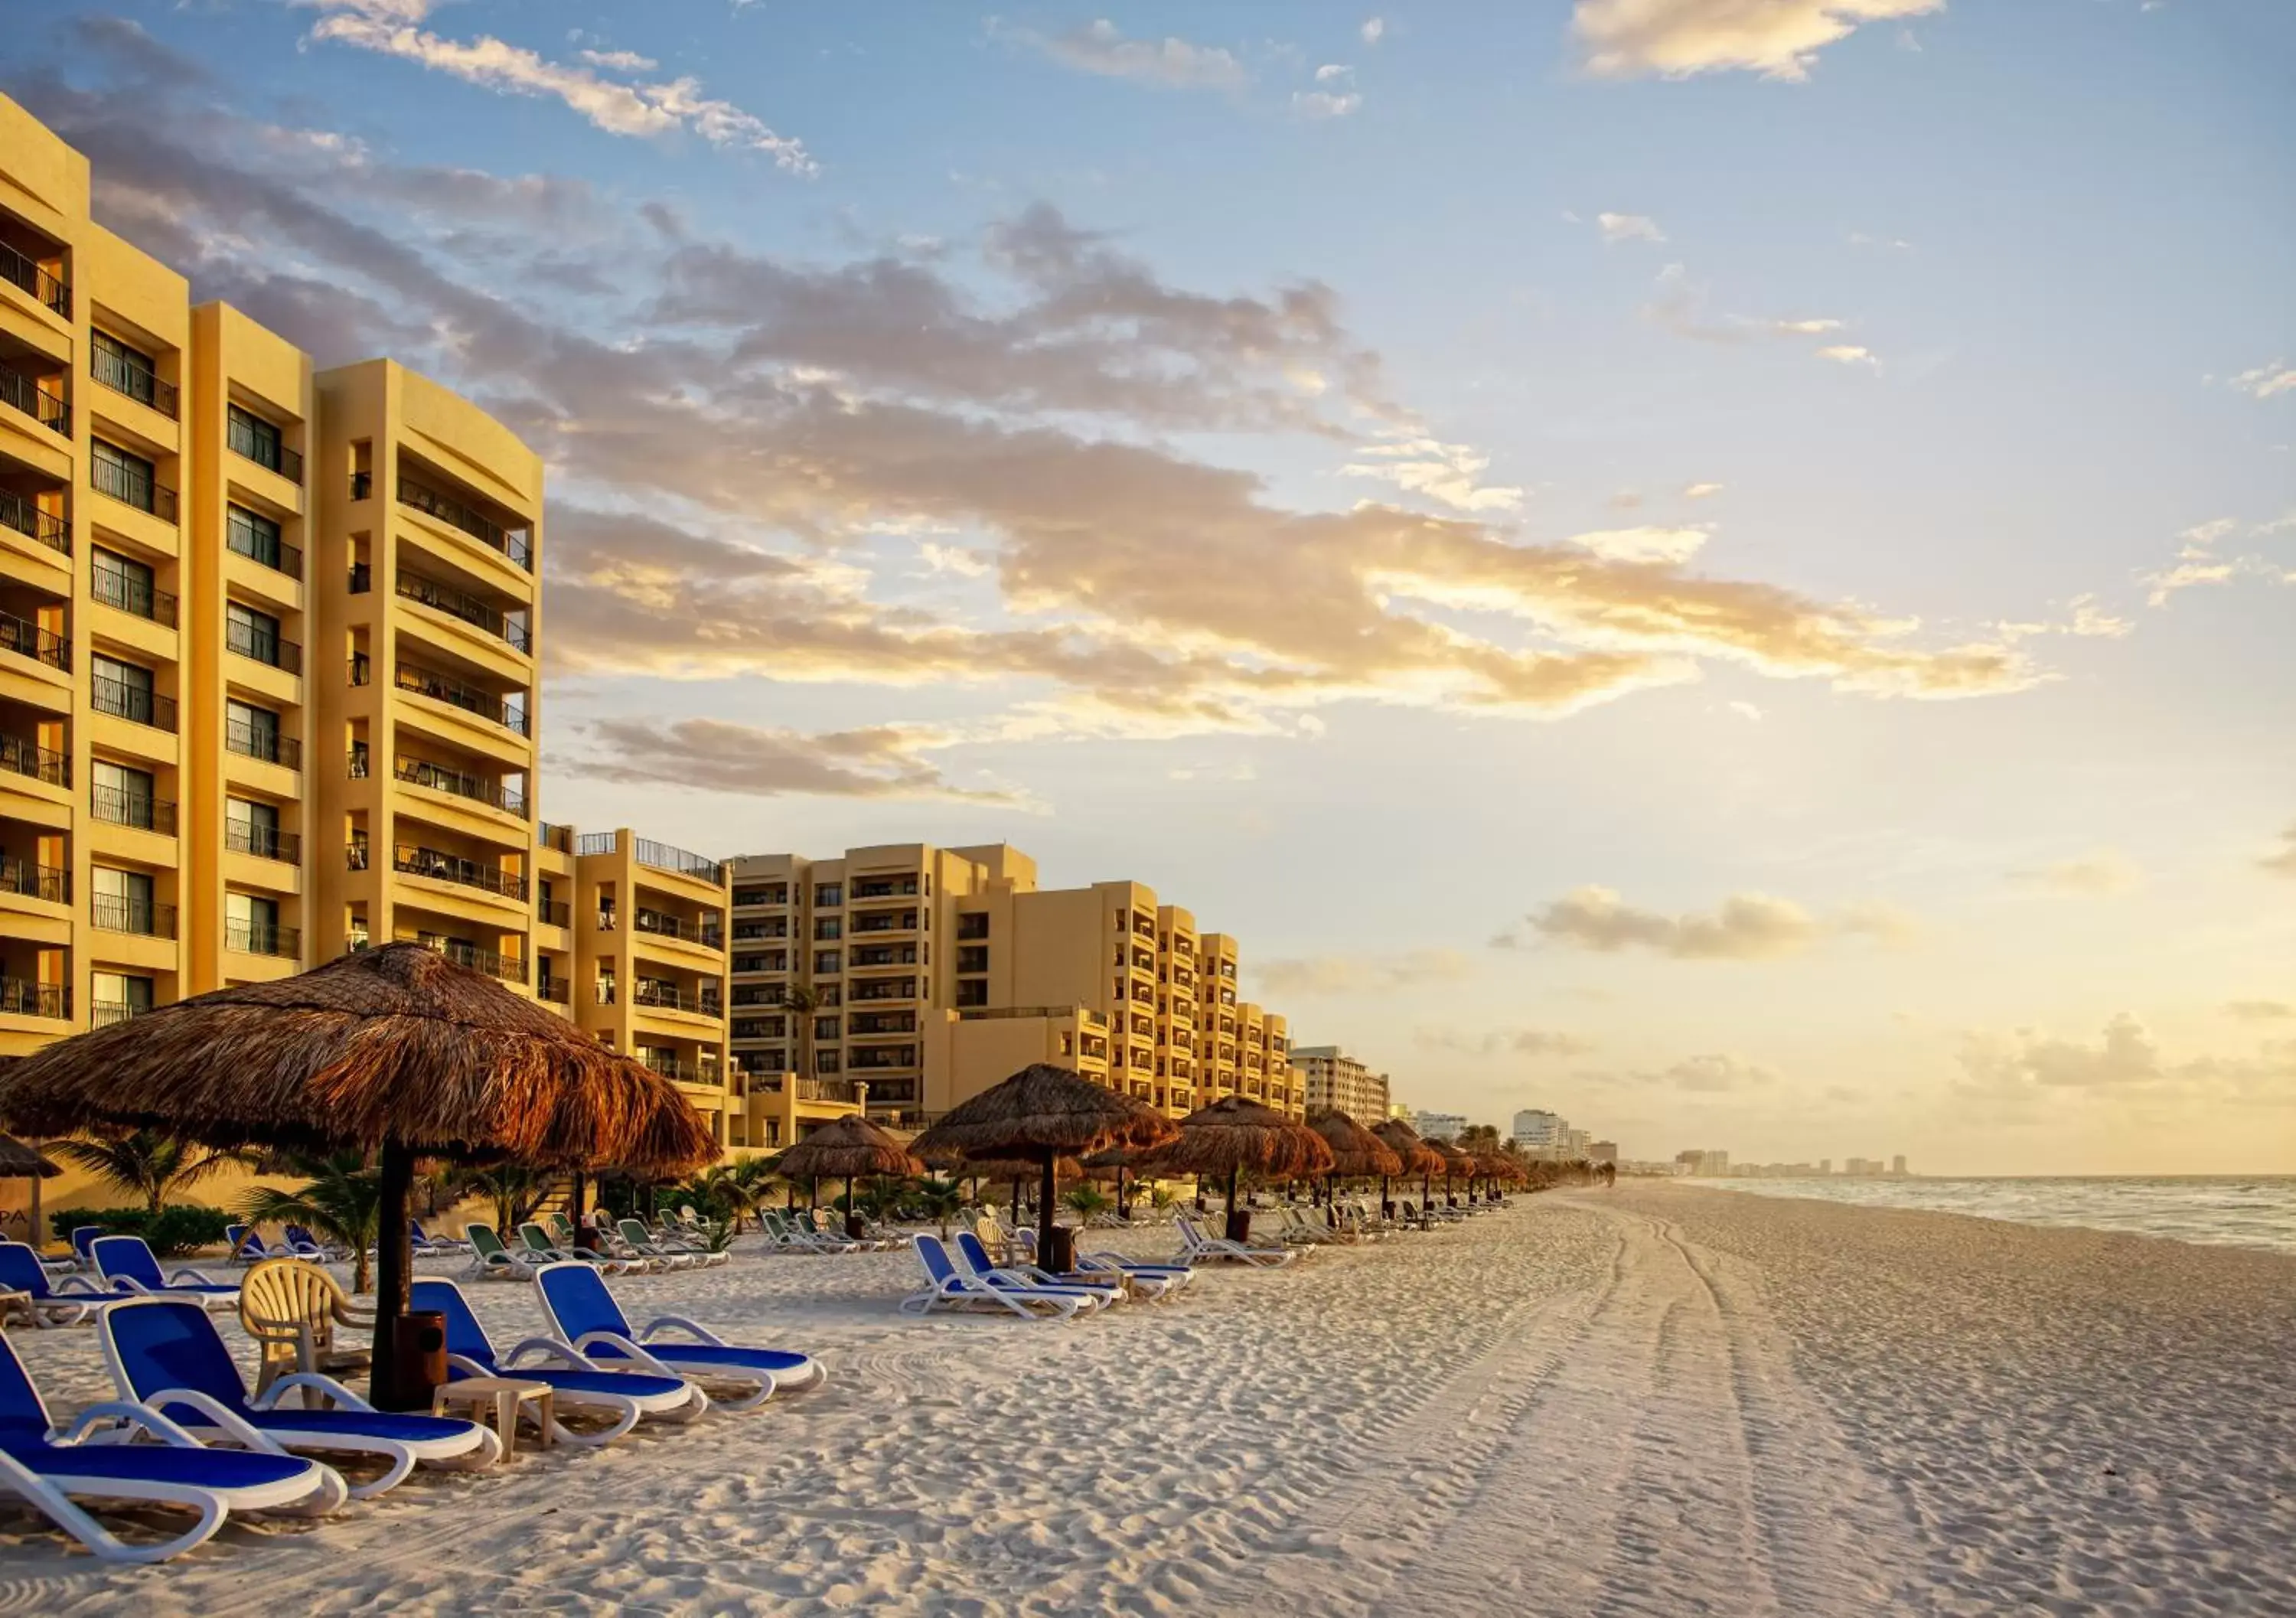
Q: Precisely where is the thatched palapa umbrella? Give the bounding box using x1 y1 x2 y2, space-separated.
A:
0 944 716 1408
1083 1143 1144 1219
1371 1117 1443 1220
1306 1109 1400 1222
1141 1096 1332 1244
773 1114 921 1238
912 1064 1174 1272
1428 1139 1476 1205
0 1134 60 1251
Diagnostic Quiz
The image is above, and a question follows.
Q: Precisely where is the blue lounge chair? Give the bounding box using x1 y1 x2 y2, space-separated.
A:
412 1277 706 1443
899 1235 1085 1320
409 1220 470 1258
69 1225 103 1271
223 1225 297 1264
98 1297 501 1499
91 1235 242 1310
0 1241 115 1326
1009 1229 1194 1297
0 1329 345 1563
534 1262 824 1412
954 1231 1123 1310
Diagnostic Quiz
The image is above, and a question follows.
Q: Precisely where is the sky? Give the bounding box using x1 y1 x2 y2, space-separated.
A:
6 0 2291 1173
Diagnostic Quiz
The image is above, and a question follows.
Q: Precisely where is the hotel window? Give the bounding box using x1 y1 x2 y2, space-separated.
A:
227 504 291 572
957 912 988 940
815 1049 840 1075
91 758 158 830
814 882 842 907
814 1015 839 1042
227 404 288 475
90 865 155 935
91 439 158 513
226 698 282 765
955 980 987 1007
957 946 988 974
92 331 160 409
91 547 162 621
228 891 281 954
814 950 840 975
227 602 285 669
227 797 282 860
91 654 157 725
91 971 155 1026
814 916 841 941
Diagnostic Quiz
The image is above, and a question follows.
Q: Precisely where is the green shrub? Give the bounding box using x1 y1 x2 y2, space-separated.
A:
49 1204 234 1256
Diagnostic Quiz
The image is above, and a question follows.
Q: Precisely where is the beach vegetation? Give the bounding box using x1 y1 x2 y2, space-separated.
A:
49 1130 252 1215
47 1203 233 1256
242 1153 384 1293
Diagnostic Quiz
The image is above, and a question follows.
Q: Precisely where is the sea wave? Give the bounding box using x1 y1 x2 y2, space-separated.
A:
1705 1176 2296 1254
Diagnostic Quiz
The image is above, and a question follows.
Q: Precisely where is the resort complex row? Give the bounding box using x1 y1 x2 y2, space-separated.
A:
0 95 1339 1173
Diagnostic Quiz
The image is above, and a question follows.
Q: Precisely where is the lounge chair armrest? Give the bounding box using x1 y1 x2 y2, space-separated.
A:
637 1314 724 1346
53 1400 207 1449
502 1336 599 1371
571 1329 682 1378
163 1265 226 1286
48 1274 104 1296
143 1388 297 1455
256 1372 374 1413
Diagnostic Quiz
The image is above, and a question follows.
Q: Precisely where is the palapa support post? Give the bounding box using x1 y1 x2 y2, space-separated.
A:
371 1140 416 1410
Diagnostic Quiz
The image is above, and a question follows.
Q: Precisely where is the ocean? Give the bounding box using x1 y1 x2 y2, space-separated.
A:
1705 1175 2296 1254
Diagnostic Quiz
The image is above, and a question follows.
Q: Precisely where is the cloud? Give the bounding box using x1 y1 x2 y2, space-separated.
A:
2224 1000 2296 1022
2142 515 2296 608
1573 0 1945 82
1683 482 1725 500
1568 525 1711 564
1587 1053 1781 1091
1771 318 1845 336
1254 950 1476 998
1315 64 1353 82
1645 266 1871 361
1414 1027 1596 1058
2229 360 2296 400
1815 344 1879 370
1957 1016 2296 1118
567 716 1014 802
577 48 657 71
1341 437 1524 511
1504 886 1910 960
2262 826 2296 878
1361 16 1386 44
301 1 815 173
1292 90 1364 119
2009 849 2144 898
1727 700 1763 721
1596 211 1665 244
1009 18 1248 92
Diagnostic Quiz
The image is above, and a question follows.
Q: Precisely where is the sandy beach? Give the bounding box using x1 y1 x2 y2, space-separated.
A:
5 1186 2292 1616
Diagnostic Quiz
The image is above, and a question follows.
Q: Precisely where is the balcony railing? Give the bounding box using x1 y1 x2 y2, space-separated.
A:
91 784 176 835
536 899 571 927
91 346 178 419
396 569 531 654
92 560 178 627
539 821 573 853
0 243 67 316
89 1000 143 1028
227 918 300 958
346 838 369 871
227 820 302 863
852 879 921 900
0 856 67 904
849 1046 918 1072
0 977 68 1019
0 365 66 436
0 732 68 786
633 908 721 948
90 675 176 732
394 754 526 815
0 489 67 556
633 981 719 1015
0 610 67 672
225 616 302 675
396 474 532 571
641 1054 720 1085
91 894 175 938
393 843 527 900
226 514 302 579
351 470 371 501
393 661 527 734
226 717 300 771
90 455 176 524
396 932 525 984
536 977 571 1003
227 412 302 484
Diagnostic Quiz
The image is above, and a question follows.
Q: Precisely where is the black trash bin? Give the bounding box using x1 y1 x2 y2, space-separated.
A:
390 1310 448 1411
1042 1225 1076 1274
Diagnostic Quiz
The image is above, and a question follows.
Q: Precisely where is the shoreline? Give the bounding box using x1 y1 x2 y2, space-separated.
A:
4 1189 2289 1614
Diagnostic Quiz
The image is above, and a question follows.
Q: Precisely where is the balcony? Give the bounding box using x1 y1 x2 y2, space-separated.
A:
91 346 178 419
394 754 526 817
0 364 66 437
0 977 67 1019
227 918 299 957
90 456 176 525
91 676 176 732
850 978 915 1003
226 511 302 579
396 569 530 653
641 1054 716 1085
849 1046 918 1072
227 409 302 484
90 785 174 835
536 899 570 927
227 820 301 864
633 981 721 1016
0 611 66 672
852 878 920 900
0 732 67 786
536 976 571 1004
633 908 721 948
405 934 522 984
0 490 66 556
538 821 572 854
0 243 68 318
89 1000 146 1029
0 856 66 904
730 919 787 941
393 843 527 900
91 559 178 628
225 616 302 675
850 912 918 935
226 717 300 771
849 944 917 967
91 894 176 938
849 1012 917 1036
394 661 527 735
396 473 532 571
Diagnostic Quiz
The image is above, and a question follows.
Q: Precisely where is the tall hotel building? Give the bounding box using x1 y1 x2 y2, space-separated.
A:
724 843 1304 1123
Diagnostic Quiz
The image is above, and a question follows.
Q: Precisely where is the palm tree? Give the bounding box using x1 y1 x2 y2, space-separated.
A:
461 1165 551 1237
1063 1182 1114 1225
242 1153 384 1293
51 1130 249 1215
782 984 821 1090
713 1156 781 1233
912 1176 964 1240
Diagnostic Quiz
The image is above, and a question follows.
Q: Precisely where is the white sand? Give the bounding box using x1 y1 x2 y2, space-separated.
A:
3 1189 2289 1614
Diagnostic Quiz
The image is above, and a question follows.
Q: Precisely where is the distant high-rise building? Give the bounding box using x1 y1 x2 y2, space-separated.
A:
1818 1159 1832 1176
1589 1140 1618 1164
1412 1109 1469 1141
1891 1154 1908 1176
1295 1045 1390 1124
1512 1108 1566 1150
